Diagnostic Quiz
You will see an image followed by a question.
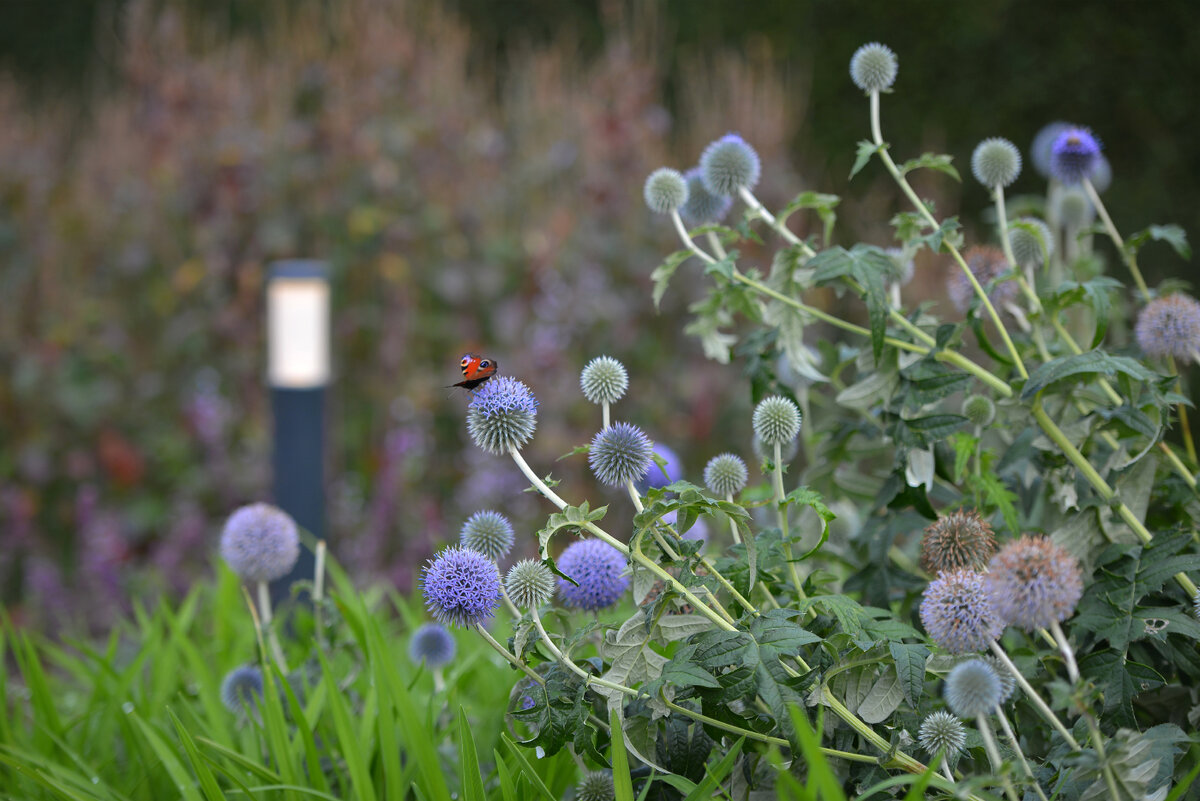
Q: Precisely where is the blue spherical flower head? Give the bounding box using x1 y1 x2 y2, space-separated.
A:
556 539 628 611
220 503 300 583
1030 121 1072 178
637 442 682 493
589 422 653 487
1050 127 1102 184
1135 294 1200 362
919 569 1003 653
984 535 1082 631
944 659 1003 718
421 545 501 628
220 665 264 714
680 167 734 226
700 134 761 196
408 622 456 667
467 376 538 455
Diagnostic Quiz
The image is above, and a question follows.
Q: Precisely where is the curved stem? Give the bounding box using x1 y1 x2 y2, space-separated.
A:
977 714 1021 801
1049 620 1080 684
988 641 1080 750
498 585 522 619
508 447 569 510
996 707 1049 801
739 187 813 256
475 623 545 685
1084 178 1150 299
257 581 289 674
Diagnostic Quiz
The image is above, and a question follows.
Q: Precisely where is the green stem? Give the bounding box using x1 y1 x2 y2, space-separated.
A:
475 624 545 685
996 707 1048 801
977 714 1021 801
989 641 1080 750
1083 178 1150 299
774 441 806 601
257 580 289 674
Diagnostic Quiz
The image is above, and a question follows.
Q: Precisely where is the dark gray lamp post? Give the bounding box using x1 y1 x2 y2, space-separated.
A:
266 260 329 603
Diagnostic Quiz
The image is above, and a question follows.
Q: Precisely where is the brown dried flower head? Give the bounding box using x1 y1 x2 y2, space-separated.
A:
920 509 997 574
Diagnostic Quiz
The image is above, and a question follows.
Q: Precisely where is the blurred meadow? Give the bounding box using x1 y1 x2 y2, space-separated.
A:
1 0 1196 629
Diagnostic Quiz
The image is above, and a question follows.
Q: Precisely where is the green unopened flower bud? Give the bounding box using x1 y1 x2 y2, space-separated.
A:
849 42 898 92
505 560 556 609
962 395 996 427
752 396 802 446
580 356 629 405
643 168 688 214
971 138 1021 188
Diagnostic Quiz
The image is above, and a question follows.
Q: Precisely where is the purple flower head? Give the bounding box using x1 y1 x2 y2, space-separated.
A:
680 167 734 226
219 503 300 583
421 545 501 628
589 422 652 487
466 376 538 455
919 569 1003 653
636 442 682 493
1135 294 1200 362
984 535 1082 631
1050 127 1102 184
944 659 1003 718
220 665 264 714
947 246 1019 314
408 622 456 667
700 134 761 196
1030 121 1072 178
556 539 628 611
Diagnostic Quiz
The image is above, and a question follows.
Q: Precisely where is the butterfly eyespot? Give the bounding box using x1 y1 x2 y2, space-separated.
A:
460 357 470 367
480 360 490 368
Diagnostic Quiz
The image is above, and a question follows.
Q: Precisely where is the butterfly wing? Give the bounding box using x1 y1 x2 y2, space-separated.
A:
450 353 498 390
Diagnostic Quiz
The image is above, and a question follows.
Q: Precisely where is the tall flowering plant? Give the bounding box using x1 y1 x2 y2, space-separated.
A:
424 42 1200 799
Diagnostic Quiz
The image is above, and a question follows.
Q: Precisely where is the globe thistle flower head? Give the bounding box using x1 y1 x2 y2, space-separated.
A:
589 422 652 487
920 569 1003 653
971 138 1022 188
980 655 1016 702
505 559 557 609
920 509 997 574
220 503 301 583
945 659 1003 718
580 356 629 405
700 134 761 196
1008 217 1055 267
704 452 749 497
466 376 538 455
408 622 456 667
947 246 1019 314
1050 127 1102 184
1054 187 1095 229
962 395 996 428
459 510 515 562
220 665 264 714
556 539 628 611
637 443 682 492
1135 294 1200 362
576 770 616 801
752 395 802 447
984 535 1083 631
643 167 689 214
421 546 501 628
680 167 734 226
1031 121 1072 178
918 710 967 758
849 42 898 92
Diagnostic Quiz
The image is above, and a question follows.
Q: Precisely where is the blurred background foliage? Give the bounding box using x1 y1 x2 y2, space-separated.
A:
0 0 1195 629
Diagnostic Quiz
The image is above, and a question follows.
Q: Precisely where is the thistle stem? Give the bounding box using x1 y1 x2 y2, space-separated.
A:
774 441 806 601
1083 178 1150 299
996 707 1049 801
988 641 1080 750
475 623 545 685
976 714 1021 801
256 581 289 674
1049 620 1080 684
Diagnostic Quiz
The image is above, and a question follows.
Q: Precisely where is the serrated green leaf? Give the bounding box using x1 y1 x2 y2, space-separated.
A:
1022 350 1163 400
889 642 930 708
1127 223 1191 260
897 152 961 182
851 139 880 179
777 191 841 246
857 665 904 724
651 249 692 309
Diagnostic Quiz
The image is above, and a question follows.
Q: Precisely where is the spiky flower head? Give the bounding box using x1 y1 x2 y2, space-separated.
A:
576 770 616 801
920 569 1003 653
920 509 997 574
408 622 456 667
947 246 1019 314
580 356 629 405
466 376 538 455
557 539 628 611
220 665 264 714
962 395 996 428
985 535 1083 631
918 711 967 758
643 167 689 214
680 167 734 226
1031 121 1072 178
1135 294 1200 362
849 42 898 92
505 559 557 609
638 442 682 492
980 655 1016 702
971 138 1022 188
1054 187 1095 229
945 659 1003 718
700 134 761 196
589 422 652 486
1050 127 1102 184
459 510 515 562
421 545 501 628
220 503 300 583
752 395 802 446
704 453 749 497
1008 217 1055 267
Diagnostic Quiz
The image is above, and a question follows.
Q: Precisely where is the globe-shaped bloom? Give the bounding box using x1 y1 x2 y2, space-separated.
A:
1135 294 1200 362
580 356 629 405
220 665 264 714
1050 127 1102 184
466 376 538 455
1008 217 1055 267
680 167 734 226
421 546 501 628
700 134 761 196
980 655 1016 702
505 559 557 609
947 246 1019 314
704 453 749 497
220 503 300 583
556 539 628 611
752 395 802 447
1054 187 1095 229
944 659 1003 718
589 422 653 487
637 442 682 493
459 510 515 562
643 167 688 214
1031 121 1072 178
920 509 997 575
849 42 898 92
918 710 967 758
576 770 616 801
408 622 456 667
971 138 1022 188
962 395 996 428
920 569 1004 653
984 535 1082 631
